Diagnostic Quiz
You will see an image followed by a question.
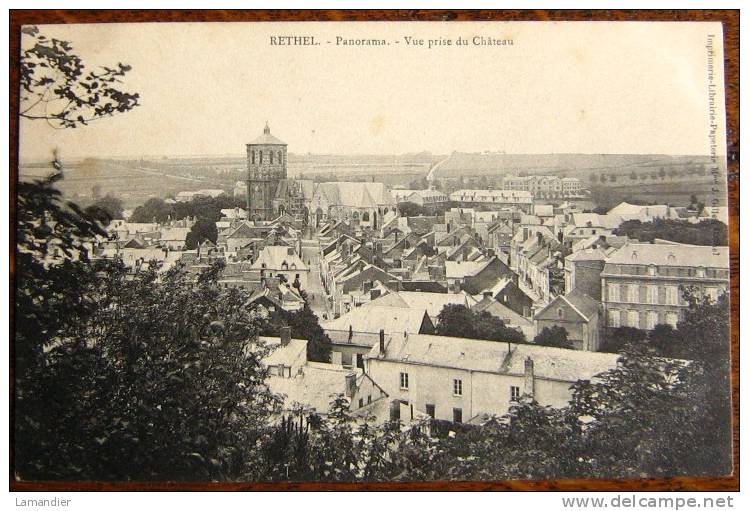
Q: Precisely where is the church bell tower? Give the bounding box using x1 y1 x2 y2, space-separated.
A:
246 123 287 221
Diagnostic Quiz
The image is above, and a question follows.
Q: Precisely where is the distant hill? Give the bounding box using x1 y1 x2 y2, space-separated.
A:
433 152 717 180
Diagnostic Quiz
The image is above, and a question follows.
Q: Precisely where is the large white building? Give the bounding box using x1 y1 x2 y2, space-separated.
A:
502 175 582 198
365 333 620 424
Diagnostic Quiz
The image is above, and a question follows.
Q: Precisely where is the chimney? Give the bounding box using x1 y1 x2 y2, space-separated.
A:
370 288 382 301
280 325 291 346
379 329 386 356
523 356 535 398
345 372 357 398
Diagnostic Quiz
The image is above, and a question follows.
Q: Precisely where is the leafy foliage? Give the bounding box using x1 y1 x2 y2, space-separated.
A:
185 217 219 250
613 218 728 246
85 194 124 224
259 302 332 363
129 195 242 224
20 26 140 127
435 304 526 343
533 326 573 349
15 167 277 481
600 326 648 353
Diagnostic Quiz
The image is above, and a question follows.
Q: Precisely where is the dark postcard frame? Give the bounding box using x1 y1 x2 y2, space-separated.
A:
8 9 739 492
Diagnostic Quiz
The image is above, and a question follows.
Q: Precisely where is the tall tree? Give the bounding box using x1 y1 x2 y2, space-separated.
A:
435 304 526 343
185 217 218 250
85 193 124 224
533 326 573 349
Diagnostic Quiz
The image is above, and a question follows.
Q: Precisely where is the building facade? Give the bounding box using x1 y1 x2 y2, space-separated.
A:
502 175 582 198
601 243 729 330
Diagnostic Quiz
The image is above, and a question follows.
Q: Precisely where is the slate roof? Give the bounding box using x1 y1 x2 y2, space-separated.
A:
267 363 360 414
445 260 487 279
371 291 478 319
604 243 729 269
247 125 287 146
369 333 620 382
159 227 191 242
570 213 623 230
608 202 669 218
260 337 308 369
321 304 429 335
314 182 395 208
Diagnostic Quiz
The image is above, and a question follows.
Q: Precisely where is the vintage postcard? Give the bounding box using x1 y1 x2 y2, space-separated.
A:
13 19 733 486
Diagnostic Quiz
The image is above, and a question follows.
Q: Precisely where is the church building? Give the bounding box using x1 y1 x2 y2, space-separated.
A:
246 124 312 223
246 123 288 221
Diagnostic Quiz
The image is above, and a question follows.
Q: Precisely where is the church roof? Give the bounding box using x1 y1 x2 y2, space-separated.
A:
247 124 287 146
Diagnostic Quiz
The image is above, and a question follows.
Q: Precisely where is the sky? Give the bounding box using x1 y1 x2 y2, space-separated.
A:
18 21 727 161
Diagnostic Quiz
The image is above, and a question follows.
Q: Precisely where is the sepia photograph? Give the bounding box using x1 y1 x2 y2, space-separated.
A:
9 11 737 491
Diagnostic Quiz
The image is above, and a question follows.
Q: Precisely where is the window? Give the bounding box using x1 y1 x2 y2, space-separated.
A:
627 310 638 328
705 287 719 302
452 408 462 423
358 398 364 408
400 372 409 390
647 285 658 304
453 378 463 396
259 150 263 163
367 395 372 404
278 150 282 164
270 151 274 164
627 284 637 303
666 286 678 305
510 386 521 402
425 404 435 418
608 308 621 327
646 311 657 330
251 151 255 164
608 283 620 302
666 312 679 328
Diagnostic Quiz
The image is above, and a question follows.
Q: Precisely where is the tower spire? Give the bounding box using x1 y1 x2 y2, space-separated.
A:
264 121 270 134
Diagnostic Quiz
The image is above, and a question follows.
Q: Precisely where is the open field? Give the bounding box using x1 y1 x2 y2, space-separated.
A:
19 152 727 210
431 152 727 207
20 153 443 208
